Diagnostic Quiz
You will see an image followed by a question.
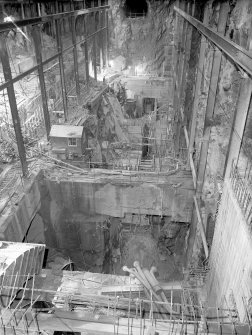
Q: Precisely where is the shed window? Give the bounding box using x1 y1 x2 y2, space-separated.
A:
68 138 77 146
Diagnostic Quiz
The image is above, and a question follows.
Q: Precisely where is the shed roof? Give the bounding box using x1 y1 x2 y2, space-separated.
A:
50 125 84 138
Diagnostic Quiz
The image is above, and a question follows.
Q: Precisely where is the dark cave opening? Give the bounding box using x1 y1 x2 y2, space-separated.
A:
123 0 148 17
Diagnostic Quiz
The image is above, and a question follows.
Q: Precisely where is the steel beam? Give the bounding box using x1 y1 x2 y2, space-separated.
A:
0 35 28 176
0 6 110 33
174 6 252 78
31 26 51 140
55 18 68 120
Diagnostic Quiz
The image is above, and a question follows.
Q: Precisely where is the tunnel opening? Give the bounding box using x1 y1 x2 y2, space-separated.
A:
123 0 148 18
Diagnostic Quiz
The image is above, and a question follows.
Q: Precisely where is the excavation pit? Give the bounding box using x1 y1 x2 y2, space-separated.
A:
0 170 193 280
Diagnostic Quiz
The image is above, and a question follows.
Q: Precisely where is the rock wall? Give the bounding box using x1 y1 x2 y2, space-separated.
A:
109 0 175 76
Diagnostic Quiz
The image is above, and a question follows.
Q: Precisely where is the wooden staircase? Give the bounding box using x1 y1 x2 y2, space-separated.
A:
138 157 154 171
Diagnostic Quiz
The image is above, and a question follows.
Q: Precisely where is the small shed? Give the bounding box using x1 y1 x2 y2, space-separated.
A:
49 125 85 159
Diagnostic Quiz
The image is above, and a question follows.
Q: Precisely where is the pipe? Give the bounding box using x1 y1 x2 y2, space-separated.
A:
122 266 152 291
133 262 162 301
122 266 166 318
143 268 162 295
133 262 175 319
149 266 179 316
142 268 177 316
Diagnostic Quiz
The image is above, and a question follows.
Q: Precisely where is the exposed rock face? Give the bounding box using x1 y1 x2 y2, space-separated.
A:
188 0 252 268
122 233 159 270
109 0 175 76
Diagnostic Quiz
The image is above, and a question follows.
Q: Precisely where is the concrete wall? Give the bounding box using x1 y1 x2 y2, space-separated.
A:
44 171 194 221
206 180 252 321
0 174 41 241
0 170 194 271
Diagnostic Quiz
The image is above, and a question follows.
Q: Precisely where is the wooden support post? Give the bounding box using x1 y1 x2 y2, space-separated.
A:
0 35 28 177
83 15 90 87
224 78 252 179
105 9 109 67
173 0 184 154
31 26 51 140
175 0 187 154
54 1 59 38
55 0 59 13
62 2 66 32
55 18 68 120
21 3 28 37
171 0 180 99
179 2 195 120
100 41 103 70
37 3 41 16
70 3 81 103
30 2 36 17
93 13 97 81
193 196 209 258
99 9 104 71
196 3 229 193
70 0 74 11
0 3 4 21
177 1 187 97
188 5 209 162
